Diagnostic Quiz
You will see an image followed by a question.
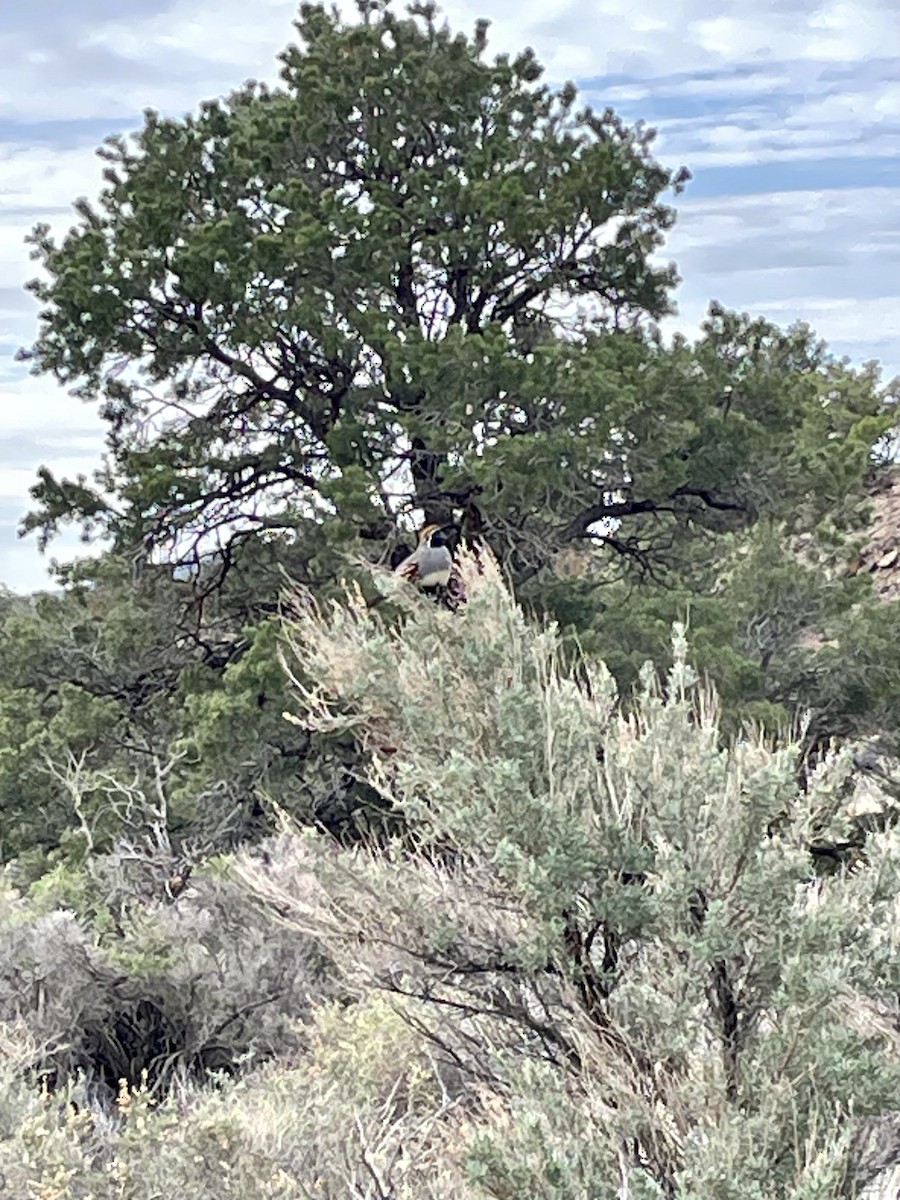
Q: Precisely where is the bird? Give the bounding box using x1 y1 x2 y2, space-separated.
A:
393 523 454 589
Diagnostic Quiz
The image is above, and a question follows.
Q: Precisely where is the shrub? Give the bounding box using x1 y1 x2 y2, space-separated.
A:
4 548 900 1198
0 865 334 1102
231 547 900 1198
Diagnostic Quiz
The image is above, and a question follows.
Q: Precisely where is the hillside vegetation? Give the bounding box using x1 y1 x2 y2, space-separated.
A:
3 1 900 1195
3 554 900 1196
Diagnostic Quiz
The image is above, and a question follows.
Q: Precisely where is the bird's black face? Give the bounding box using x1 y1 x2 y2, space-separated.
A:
430 525 457 551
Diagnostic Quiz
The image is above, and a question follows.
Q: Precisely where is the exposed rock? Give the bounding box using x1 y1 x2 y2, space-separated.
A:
850 468 900 600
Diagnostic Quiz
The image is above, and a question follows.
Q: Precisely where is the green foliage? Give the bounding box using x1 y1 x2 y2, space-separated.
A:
0 551 392 867
2 558 900 1196
0 559 218 862
21 0 893 599
8 0 899 866
561 520 900 742
21 0 680 572
4 2 900 1193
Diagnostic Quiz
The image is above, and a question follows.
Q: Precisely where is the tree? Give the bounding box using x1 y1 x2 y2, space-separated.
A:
0 559 219 863
12 0 900 878
20 0 675 575
21 0 892 597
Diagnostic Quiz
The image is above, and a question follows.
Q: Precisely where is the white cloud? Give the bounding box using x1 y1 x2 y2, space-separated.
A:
0 517 101 595
788 83 900 127
0 461 102 502
672 186 900 262
683 3 895 65
0 369 106 592
666 187 900 377
0 370 105 441
748 296 900 342
449 0 898 77
651 101 900 169
805 0 899 59
84 0 298 67
0 143 107 215
1 0 895 122
0 145 109 362
0 0 298 121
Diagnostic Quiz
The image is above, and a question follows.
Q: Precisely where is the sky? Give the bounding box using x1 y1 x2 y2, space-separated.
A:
0 0 898 591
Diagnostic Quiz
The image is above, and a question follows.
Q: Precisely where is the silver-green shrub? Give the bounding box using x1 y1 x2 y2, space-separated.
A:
0 864 332 1102
244 548 900 1198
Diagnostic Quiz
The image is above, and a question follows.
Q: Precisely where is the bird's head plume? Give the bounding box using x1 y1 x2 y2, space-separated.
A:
418 523 443 544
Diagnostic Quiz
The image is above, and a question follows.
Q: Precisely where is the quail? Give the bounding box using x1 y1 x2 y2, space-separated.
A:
393 523 454 589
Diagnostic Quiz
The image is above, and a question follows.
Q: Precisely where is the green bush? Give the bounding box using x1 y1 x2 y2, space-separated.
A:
239 548 900 1198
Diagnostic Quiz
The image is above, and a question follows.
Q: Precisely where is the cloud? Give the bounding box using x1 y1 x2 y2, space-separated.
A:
0 144 109 349
0 367 104 436
0 503 99 594
664 186 900 375
435 0 900 78
0 0 295 122
0 373 107 590
84 0 299 69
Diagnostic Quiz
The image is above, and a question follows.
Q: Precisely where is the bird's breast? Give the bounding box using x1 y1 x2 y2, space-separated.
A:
417 565 452 588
